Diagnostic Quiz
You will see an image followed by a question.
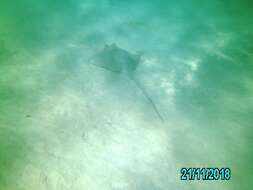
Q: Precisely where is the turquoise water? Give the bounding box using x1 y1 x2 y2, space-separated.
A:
0 1 253 189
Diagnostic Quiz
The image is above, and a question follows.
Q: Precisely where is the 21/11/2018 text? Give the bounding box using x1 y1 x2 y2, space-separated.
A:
180 168 231 180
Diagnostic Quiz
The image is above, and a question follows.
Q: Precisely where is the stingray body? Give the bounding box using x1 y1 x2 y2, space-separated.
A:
90 44 140 75
89 44 163 121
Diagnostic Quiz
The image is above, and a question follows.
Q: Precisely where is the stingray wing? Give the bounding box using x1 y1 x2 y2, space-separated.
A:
89 44 122 73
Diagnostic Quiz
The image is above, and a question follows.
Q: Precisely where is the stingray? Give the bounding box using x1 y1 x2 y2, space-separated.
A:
89 43 164 121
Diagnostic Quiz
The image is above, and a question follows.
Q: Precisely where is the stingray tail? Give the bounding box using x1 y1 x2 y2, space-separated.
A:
132 79 164 122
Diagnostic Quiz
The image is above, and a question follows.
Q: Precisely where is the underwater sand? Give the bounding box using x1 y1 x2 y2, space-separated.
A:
0 1 253 190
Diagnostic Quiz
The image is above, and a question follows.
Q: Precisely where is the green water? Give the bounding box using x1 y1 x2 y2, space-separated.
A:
0 1 253 189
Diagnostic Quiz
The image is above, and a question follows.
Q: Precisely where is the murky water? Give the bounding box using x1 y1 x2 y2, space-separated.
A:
0 1 252 189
